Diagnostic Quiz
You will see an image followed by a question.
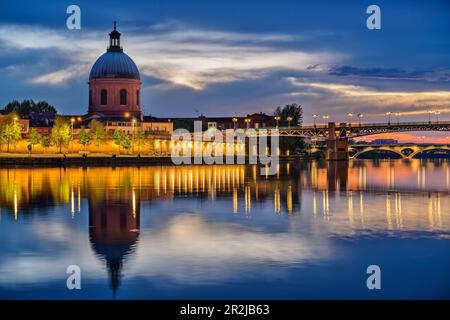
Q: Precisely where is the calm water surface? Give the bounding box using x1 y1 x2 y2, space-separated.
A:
0 160 449 299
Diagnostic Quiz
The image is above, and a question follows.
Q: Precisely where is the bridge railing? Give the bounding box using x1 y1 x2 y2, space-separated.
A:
261 121 450 130
350 121 449 128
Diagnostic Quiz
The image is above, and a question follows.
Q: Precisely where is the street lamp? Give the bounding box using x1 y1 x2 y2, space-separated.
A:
312 114 318 128
386 112 392 125
322 114 329 126
70 118 75 152
274 115 281 128
435 110 441 123
232 117 238 129
287 116 293 128
124 112 130 119
357 113 363 126
395 112 401 124
12 116 19 153
428 110 433 124
131 118 137 152
245 118 251 129
347 113 353 126
70 118 75 132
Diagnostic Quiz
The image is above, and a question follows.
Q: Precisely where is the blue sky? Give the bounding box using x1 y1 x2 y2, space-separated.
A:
0 0 449 127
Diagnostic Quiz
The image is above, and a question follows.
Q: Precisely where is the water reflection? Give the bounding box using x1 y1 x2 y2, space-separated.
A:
88 184 140 293
0 160 449 297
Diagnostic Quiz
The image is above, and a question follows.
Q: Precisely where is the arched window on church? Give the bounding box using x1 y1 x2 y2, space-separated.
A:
100 89 108 105
136 90 140 106
89 90 92 106
120 89 127 105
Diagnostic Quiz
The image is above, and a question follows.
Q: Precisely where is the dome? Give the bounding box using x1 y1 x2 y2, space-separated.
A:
89 51 140 80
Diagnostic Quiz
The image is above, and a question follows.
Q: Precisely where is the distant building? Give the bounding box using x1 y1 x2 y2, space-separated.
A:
141 116 173 135
0 114 29 134
171 112 276 131
28 112 55 127
369 139 398 145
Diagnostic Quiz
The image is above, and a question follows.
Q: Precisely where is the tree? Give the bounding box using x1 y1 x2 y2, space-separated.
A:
1 99 57 116
274 104 305 155
35 101 57 114
2 100 20 114
28 128 41 153
51 116 71 153
0 125 6 152
41 136 51 150
274 103 303 127
133 127 146 153
0 113 22 152
122 134 132 151
88 120 107 151
77 127 90 151
173 119 194 132
113 130 124 154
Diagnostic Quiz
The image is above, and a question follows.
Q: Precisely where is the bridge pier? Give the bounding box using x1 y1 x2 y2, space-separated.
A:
327 161 349 191
326 122 349 161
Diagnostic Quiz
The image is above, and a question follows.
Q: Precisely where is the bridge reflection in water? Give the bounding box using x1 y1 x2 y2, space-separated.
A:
0 161 449 293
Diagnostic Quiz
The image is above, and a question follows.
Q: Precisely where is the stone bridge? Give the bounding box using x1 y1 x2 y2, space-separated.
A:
348 144 450 159
256 121 450 160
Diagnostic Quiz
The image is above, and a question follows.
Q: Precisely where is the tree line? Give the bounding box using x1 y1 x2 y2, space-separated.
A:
1 100 57 116
0 115 148 154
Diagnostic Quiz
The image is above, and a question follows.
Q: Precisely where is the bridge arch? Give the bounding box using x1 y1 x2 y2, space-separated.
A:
409 146 450 158
400 147 416 157
351 147 406 159
348 148 358 158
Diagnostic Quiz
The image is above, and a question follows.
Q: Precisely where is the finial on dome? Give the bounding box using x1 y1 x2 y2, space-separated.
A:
108 21 122 52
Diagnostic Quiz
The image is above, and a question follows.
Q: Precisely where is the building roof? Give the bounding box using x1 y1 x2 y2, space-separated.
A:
168 112 274 122
89 51 140 80
142 116 173 123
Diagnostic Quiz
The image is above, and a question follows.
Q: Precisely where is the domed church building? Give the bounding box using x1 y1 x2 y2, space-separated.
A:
83 23 173 137
88 22 141 118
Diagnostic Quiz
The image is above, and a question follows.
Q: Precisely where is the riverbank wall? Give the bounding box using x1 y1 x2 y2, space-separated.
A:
0 155 310 167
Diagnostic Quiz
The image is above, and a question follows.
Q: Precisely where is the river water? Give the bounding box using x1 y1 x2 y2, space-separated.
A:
0 160 449 299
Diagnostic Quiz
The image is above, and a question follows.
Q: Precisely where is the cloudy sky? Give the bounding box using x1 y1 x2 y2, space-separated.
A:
0 0 449 139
